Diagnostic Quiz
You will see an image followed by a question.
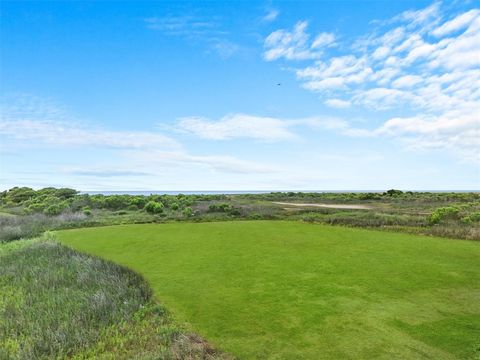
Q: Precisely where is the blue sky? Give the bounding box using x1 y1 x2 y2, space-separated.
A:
1 0 479 191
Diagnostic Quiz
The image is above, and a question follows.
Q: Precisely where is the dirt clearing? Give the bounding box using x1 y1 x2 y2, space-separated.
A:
272 202 372 210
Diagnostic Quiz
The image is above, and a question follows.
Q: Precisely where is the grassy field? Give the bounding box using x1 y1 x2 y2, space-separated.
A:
58 221 480 359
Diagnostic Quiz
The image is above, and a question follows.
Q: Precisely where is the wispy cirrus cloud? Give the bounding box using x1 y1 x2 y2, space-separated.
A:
264 1 480 162
64 169 153 178
145 15 225 37
145 15 240 58
176 114 296 141
262 8 279 23
0 95 179 150
125 150 281 174
0 119 181 149
0 94 282 180
174 113 367 141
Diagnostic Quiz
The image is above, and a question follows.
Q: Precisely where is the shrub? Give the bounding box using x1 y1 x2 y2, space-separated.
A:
104 195 131 210
182 207 193 217
27 203 46 213
209 203 234 213
44 204 62 216
170 202 179 211
144 201 164 214
359 193 381 200
461 212 480 224
428 206 460 225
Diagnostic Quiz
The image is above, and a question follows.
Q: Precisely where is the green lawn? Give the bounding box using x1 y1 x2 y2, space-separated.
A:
58 221 480 359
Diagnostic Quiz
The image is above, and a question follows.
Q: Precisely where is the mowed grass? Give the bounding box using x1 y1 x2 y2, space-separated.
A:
58 221 480 359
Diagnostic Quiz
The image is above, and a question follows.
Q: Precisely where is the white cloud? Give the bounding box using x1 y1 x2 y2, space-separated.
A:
297 55 373 90
380 27 406 46
324 98 351 108
263 21 335 61
144 16 221 36
391 75 423 88
265 2 480 162
210 39 240 59
0 95 180 149
372 46 390 60
431 9 480 37
175 113 364 141
0 95 291 184
311 32 336 49
126 150 281 174
302 77 346 91
398 2 441 28
176 113 296 141
262 9 279 23
0 95 180 150
0 119 180 149
375 111 480 163
64 169 153 177
264 21 314 61
295 117 372 137
354 88 418 109
145 15 240 59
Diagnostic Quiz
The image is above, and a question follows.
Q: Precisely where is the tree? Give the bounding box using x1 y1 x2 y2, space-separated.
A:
55 188 78 199
6 187 36 203
383 189 403 197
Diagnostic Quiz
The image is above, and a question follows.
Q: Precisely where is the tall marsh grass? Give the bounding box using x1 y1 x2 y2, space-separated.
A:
0 212 88 242
0 237 231 359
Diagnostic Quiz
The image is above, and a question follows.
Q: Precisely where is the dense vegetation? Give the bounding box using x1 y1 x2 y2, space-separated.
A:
0 233 230 359
59 221 480 359
1 187 479 242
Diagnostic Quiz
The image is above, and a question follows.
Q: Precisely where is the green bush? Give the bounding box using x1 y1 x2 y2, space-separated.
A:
27 203 46 213
182 207 193 217
144 201 164 214
461 212 480 224
209 203 234 213
428 206 460 225
44 204 62 216
170 202 179 211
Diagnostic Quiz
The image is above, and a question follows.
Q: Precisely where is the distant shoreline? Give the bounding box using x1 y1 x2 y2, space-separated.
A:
81 190 480 195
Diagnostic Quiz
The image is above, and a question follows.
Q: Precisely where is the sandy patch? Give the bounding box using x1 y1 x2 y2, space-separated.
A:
272 202 371 210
